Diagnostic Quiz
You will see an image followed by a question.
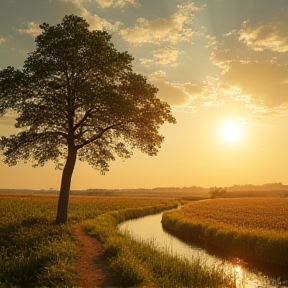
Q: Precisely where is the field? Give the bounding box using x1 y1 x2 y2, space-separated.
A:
162 198 288 266
181 198 288 234
0 193 238 288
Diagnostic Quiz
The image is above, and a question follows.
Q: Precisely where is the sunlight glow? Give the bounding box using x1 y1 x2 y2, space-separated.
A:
219 119 242 143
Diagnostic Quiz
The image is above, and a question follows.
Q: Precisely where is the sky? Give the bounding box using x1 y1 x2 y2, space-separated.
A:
0 0 288 190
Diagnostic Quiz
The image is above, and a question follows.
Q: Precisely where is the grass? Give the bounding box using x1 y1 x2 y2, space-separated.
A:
82 205 237 288
1 193 238 287
162 198 288 266
0 193 177 287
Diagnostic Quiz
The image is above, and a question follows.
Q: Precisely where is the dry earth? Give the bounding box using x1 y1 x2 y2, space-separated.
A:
74 224 119 288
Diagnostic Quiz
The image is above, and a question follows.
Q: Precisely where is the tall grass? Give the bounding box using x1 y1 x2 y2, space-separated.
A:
83 204 237 288
0 193 177 287
1 193 239 287
0 218 76 287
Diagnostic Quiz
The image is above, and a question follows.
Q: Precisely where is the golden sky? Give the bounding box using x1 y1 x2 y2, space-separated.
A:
0 0 288 190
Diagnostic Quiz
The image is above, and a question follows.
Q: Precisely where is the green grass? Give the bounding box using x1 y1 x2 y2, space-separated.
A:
0 218 76 287
0 194 178 287
1 194 237 287
83 205 237 288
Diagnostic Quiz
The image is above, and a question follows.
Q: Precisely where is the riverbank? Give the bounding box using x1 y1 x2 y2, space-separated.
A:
162 198 288 267
84 204 238 288
0 193 178 287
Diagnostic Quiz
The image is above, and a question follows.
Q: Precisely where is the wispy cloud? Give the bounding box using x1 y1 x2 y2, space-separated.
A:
94 0 136 8
224 60 288 108
148 71 188 106
80 8 122 31
17 22 42 37
239 12 288 53
0 37 7 45
206 13 288 120
60 0 136 8
17 12 121 37
120 3 202 45
211 49 237 70
140 47 182 68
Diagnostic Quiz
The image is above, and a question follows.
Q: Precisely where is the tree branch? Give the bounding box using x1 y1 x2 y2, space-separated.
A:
76 121 123 150
45 131 68 140
72 108 93 132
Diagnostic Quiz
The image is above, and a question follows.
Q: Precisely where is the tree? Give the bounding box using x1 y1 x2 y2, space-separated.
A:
0 15 176 224
209 187 227 199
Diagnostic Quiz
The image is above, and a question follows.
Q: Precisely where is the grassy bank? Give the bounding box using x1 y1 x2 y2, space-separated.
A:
0 193 177 287
83 205 237 288
1 193 238 287
162 198 288 266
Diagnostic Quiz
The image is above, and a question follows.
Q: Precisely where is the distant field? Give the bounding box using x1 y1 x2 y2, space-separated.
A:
182 198 288 236
0 192 175 223
162 198 288 266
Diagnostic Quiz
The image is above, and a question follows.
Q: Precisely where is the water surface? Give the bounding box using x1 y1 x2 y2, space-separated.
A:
118 212 288 288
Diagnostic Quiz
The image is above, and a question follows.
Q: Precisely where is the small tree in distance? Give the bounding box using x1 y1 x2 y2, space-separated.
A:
209 187 227 199
0 15 176 224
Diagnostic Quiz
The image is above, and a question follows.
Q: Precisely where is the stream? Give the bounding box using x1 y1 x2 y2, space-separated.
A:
118 212 288 288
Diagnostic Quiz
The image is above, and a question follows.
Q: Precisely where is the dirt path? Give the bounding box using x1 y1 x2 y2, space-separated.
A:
73 224 119 288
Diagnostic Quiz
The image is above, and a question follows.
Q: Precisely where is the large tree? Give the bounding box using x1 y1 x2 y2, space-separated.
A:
0 15 176 224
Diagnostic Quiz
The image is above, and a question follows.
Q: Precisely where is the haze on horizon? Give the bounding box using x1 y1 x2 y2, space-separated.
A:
0 0 287 190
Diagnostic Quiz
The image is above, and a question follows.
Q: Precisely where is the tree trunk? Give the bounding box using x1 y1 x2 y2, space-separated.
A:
55 144 77 224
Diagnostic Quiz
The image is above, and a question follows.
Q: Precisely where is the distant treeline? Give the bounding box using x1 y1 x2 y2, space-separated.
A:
1 183 287 198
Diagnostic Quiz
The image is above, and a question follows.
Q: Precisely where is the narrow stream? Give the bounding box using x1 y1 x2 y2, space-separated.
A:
118 212 288 288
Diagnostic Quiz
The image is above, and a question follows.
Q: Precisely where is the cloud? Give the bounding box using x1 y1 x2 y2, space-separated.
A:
140 58 154 68
211 49 237 64
60 0 136 8
239 13 288 52
17 22 42 37
210 49 238 71
94 0 136 8
205 35 218 48
148 74 224 108
207 18 288 119
56 1 122 31
183 78 225 108
209 30 245 71
149 71 188 106
183 83 203 96
120 3 201 44
140 47 182 68
153 47 182 66
246 104 287 120
224 60 288 108
155 80 188 106
80 8 122 31
17 11 121 37
0 37 7 45
196 78 225 107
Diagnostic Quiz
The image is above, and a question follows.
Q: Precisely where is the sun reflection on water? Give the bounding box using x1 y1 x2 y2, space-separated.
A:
118 213 288 288
234 265 246 288
235 265 243 274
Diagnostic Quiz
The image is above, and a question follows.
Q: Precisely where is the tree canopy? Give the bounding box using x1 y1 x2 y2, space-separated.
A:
0 15 176 223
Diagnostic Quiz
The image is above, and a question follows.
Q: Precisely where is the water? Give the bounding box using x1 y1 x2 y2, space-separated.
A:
118 212 288 288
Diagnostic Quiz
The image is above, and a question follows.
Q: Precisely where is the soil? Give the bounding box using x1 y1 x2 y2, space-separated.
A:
73 224 119 288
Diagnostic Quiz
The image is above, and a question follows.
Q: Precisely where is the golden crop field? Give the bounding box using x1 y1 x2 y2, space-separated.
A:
162 197 288 266
0 192 174 225
181 198 288 237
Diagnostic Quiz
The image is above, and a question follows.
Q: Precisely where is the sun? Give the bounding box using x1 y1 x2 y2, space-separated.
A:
219 119 242 143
